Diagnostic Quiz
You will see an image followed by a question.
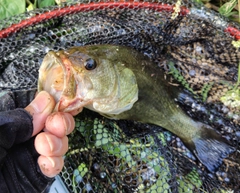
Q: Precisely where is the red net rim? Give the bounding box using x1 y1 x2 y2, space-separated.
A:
0 2 239 40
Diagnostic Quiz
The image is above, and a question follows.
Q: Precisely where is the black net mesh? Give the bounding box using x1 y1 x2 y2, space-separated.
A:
0 0 240 192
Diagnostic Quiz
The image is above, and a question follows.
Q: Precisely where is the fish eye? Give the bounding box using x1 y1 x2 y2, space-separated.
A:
84 58 97 70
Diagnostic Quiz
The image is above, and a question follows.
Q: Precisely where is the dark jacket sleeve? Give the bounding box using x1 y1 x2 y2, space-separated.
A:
0 109 54 193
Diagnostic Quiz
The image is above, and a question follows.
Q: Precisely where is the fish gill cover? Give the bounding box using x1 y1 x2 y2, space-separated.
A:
0 0 239 192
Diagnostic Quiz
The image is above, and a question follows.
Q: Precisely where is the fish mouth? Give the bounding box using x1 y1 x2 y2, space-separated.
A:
38 51 89 114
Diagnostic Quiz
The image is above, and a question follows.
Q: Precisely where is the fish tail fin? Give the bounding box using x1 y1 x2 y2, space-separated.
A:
186 124 235 172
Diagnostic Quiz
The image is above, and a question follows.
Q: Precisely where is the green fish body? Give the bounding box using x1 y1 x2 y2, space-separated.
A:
38 45 235 172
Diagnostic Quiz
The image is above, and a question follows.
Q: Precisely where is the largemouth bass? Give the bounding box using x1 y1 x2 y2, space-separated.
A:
38 45 235 172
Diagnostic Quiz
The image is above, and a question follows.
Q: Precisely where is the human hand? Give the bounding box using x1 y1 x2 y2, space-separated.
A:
0 91 76 192
25 91 75 177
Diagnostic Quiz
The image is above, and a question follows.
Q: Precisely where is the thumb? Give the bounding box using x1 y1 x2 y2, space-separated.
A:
25 91 56 136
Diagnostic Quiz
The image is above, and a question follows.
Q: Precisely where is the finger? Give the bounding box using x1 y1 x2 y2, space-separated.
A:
38 155 64 178
35 132 68 157
25 91 56 136
45 112 75 138
69 107 83 116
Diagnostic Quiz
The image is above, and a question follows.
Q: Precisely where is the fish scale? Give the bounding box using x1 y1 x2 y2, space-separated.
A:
0 0 240 192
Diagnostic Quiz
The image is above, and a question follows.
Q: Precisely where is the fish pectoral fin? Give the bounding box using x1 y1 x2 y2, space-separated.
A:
189 130 235 172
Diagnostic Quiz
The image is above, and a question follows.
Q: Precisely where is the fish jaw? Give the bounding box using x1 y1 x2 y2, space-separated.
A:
38 51 91 114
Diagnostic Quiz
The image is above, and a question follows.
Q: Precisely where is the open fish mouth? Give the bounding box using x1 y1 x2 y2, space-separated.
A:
38 51 65 101
38 50 90 114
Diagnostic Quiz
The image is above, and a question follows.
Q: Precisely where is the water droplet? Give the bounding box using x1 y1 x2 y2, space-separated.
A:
177 141 181 147
111 183 117 189
166 136 171 142
235 131 240 138
75 175 83 183
93 163 100 170
85 183 93 191
226 127 233 133
208 173 214 178
44 46 50 53
73 169 80 176
8 53 15 60
189 69 196 77
28 33 35 39
100 172 106 179
233 114 240 120
221 172 227 178
28 46 36 53
224 177 230 183
195 46 202 53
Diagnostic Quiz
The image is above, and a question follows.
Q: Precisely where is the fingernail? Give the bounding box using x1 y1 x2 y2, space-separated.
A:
32 91 52 113
47 157 56 168
64 115 72 135
45 133 62 154
45 134 54 152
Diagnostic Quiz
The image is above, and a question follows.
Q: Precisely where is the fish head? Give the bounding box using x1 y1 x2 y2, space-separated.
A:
38 45 138 115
